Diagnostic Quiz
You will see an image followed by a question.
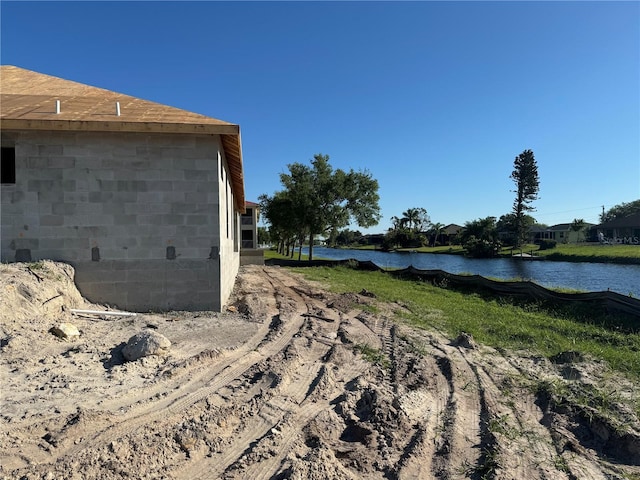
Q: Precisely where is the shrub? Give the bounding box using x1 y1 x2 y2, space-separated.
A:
538 239 557 250
463 236 502 258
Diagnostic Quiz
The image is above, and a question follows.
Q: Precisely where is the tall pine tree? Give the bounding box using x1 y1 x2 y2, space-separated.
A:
510 149 540 247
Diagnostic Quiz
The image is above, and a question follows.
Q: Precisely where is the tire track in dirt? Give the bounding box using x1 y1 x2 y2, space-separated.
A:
6 264 638 480
175 266 350 479
47 267 309 463
392 337 452 479
470 355 566 480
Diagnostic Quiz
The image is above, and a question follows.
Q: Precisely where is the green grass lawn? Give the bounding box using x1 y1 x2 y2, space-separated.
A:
536 243 640 263
290 265 640 381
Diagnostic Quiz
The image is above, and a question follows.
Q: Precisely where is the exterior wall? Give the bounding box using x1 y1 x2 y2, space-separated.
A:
217 152 240 307
1 129 234 311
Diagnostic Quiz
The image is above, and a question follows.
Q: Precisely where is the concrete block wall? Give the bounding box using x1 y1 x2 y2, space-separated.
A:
1 129 236 311
217 153 240 307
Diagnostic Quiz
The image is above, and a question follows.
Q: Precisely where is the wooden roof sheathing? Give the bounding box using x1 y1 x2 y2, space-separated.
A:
0 65 245 210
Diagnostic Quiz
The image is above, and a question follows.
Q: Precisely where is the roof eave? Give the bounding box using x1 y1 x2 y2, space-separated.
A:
0 118 239 135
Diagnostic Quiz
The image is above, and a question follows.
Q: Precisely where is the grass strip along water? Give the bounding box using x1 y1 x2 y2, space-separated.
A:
265 260 640 383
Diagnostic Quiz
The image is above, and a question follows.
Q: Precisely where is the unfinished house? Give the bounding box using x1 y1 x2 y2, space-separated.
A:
240 201 263 265
1 65 245 311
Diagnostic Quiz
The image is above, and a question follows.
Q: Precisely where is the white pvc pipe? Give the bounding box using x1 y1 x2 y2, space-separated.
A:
116 101 121 116
56 100 61 114
70 308 137 317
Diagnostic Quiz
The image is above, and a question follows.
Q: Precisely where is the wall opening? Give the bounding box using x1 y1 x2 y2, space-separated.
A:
1 147 16 184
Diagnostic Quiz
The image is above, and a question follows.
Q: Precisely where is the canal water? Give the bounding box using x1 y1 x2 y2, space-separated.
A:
300 247 640 297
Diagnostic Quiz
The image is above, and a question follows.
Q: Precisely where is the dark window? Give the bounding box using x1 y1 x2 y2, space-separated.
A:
1 147 16 184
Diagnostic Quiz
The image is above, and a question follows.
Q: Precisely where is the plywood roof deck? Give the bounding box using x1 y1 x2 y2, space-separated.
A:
0 65 245 210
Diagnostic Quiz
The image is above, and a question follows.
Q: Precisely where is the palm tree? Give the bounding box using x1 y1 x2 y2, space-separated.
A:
401 207 430 233
401 208 419 231
430 222 445 247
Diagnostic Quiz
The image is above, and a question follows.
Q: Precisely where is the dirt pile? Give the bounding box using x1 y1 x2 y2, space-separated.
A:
1 262 638 479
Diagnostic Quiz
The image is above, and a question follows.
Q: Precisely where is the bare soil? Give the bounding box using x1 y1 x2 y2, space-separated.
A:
1 261 638 479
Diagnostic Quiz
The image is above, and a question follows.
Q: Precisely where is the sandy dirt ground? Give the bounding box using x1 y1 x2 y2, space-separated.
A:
1 260 638 479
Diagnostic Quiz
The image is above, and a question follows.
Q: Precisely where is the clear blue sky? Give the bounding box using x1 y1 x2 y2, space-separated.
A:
2 1 638 233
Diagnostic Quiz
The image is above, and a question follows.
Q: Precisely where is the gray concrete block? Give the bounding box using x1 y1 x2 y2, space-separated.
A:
77 214 114 226
137 192 164 204
146 180 172 191
197 225 218 236
37 190 65 203
64 238 90 249
0 202 23 215
113 214 138 225
171 180 196 192
47 157 76 168
97 180 117 191
127 160 152 170
136 146 163 157
63 145 91 156
186 215 208 226
89 191 113 202
138 214 164 225
26 157 49 169
185 192 208 204
41 215 64 226
39 238 65 249
102 202 126 215
195 158 215 170
101 158 125 169
52 203 77 215
63 167 91 181
75 267 127 284
196 182 216 193
38 145 63 155
162 214 185 225
64 192 89 203
182 225 203 237
28 179 60 192
161 192 186 203
115 180 148 192
145 169 179 181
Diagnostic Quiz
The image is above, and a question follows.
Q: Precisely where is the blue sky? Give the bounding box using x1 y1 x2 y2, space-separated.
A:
2 1 638 233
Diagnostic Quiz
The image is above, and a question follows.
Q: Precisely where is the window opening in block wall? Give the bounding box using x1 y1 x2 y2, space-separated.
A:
226 179 230 238
1 147 16 184
234 208 239 252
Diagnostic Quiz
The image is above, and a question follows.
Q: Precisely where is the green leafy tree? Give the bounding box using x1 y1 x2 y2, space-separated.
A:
600 200 640 222
257 226 271 246
334 229 363 247
497 213 536 246
570 218 587 243
460 216 501 258
510 149 540 247
263 154 381 261
258 192 300 256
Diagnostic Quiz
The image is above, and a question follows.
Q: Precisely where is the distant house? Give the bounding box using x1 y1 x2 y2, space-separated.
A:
441 224 464 245
532 223 594 244
1 65 246 311
593 213 640 244
240 201 263 265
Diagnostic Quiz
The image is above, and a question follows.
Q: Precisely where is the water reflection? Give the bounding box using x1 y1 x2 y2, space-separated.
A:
300 247 640 297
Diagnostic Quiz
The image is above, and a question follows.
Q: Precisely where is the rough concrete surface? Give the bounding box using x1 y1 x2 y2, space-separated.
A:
0 261 638 479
